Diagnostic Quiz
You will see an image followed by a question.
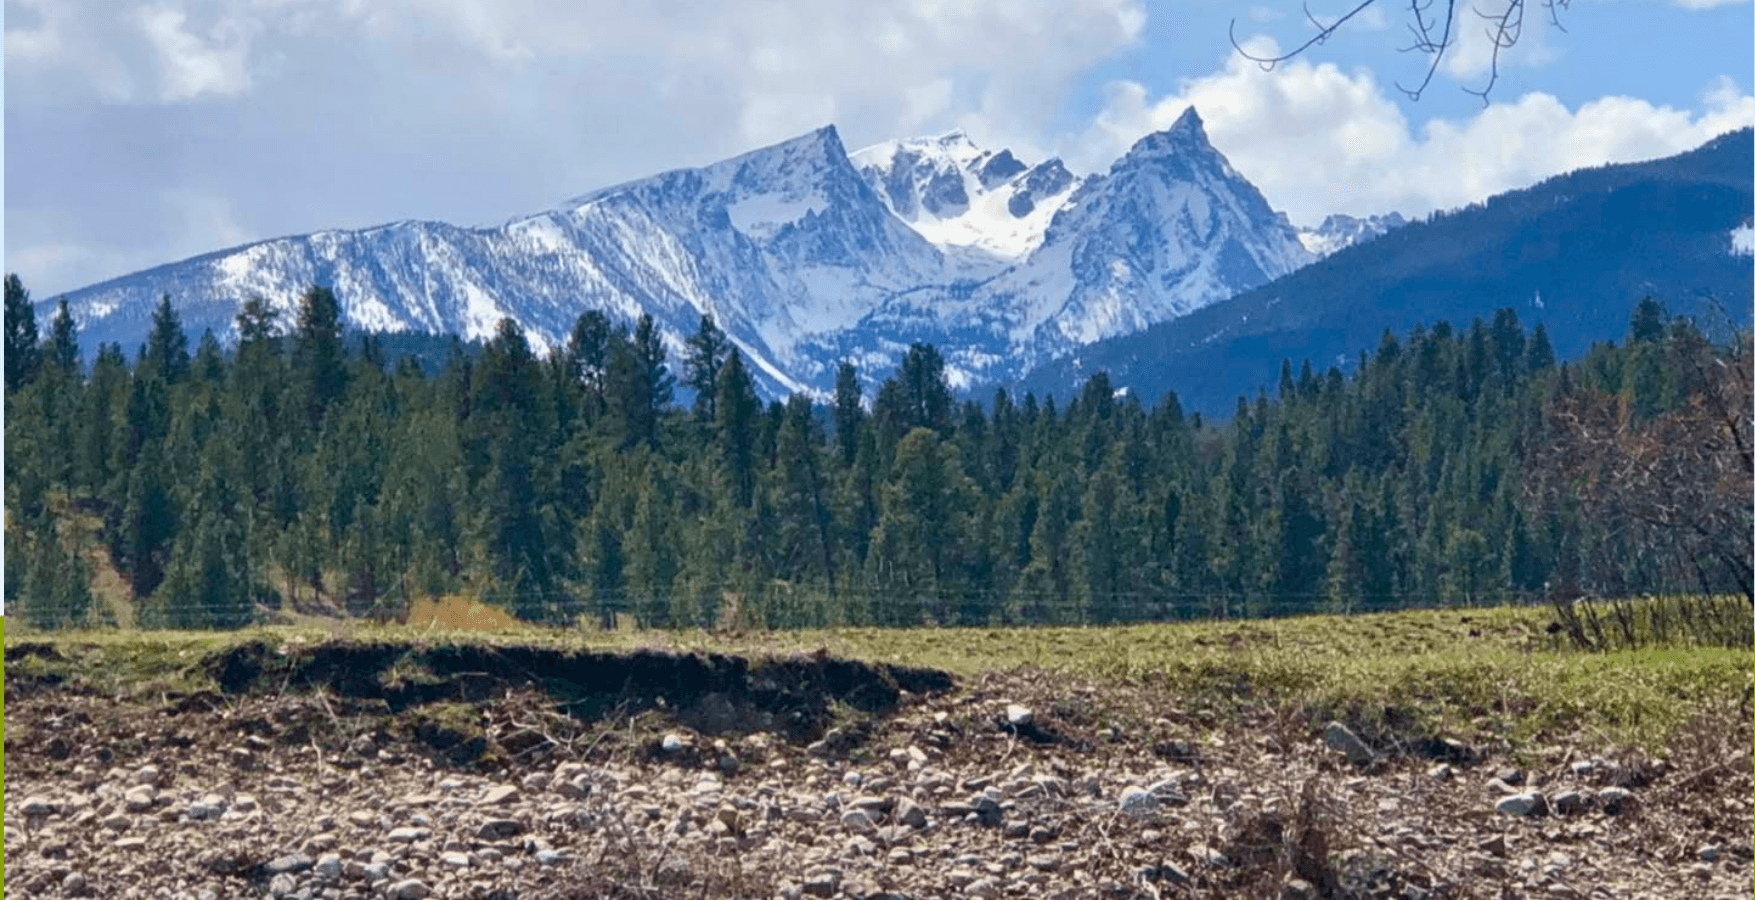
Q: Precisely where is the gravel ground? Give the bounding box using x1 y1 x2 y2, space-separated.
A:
4 655 1751 899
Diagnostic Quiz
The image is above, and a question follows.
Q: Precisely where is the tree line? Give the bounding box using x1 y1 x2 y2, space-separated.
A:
4 274 1748 631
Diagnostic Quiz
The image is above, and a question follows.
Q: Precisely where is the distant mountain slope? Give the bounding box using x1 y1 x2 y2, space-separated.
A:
1014 128 1755 416
44 108 1310 399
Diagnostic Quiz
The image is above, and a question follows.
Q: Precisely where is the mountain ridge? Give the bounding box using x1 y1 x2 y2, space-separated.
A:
1012 127 1755 416
42 108 1315 398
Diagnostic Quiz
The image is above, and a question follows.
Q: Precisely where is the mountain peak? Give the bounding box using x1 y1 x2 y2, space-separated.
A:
1122 106 1214 161
1170 106 1205 136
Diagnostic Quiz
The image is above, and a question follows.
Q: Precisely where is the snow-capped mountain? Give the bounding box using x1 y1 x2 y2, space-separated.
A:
1297 212 1409 257
850 131 1083 271
47 106 1312 398
981 109 1311 357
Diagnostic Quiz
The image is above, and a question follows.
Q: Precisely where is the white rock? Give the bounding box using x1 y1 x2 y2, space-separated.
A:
1118 785 1160 817
1598 786 1634 813
123 786 157 812
1322 722 1374 765
1495 792 1548 817
313 853 343 881
1005 704 1034 727
386 879 431 900
840 808 877 833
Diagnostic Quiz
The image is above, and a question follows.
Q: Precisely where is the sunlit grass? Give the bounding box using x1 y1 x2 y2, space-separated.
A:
7 600 1748 753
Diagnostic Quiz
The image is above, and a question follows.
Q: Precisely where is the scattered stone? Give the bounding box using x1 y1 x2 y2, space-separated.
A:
123 785 157 812
19 796 57 817
265 853 313 875
841 808 877 833
1699 845 1723 862
477 817 526 840
1281 877 1317 900
661 733 688 754
1118 785 1161 818
1495 792 1548 817
1486 777 1521 795
480 784 519 806
61 872 89 896
1323 721 1374 765
802 871 840 897
895 798 928 829
1496 767 1524 786
1551 790 1588 816
313 853 343 882
1189 844 1230 867
387 826 432 843
1428 763 1453 780
386 879 431 900
441 850 471 868
1005 704 1034 727
1598 787 1634 814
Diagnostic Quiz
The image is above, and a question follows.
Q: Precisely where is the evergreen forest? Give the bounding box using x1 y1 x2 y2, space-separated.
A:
5 274 1749 632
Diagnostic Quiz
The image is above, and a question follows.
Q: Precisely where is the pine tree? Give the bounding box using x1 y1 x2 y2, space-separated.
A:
4 273 42 393
1628 296 1667 344
683 314 729 422
611 314 673 450
833 361 864 468
715 349 760 508
292 284 348 428
1525 322 1556 372
46 298 81 378
564 310 616 420
771 395 838 595
1074 450 1139 623
626 472 680 627
121 443 178 601
141 295 191 385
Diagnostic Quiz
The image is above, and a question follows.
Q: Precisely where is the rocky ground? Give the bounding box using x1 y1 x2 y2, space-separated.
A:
4 640 1751 899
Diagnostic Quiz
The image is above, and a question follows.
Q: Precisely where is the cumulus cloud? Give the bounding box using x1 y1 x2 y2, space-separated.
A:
5 0 1146 293
1438 1 1562 84
1069 51 1755 225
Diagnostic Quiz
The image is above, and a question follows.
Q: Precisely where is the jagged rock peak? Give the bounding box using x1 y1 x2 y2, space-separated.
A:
1126 107 1211 159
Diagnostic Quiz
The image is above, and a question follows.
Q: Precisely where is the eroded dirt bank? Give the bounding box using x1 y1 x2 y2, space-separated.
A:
3 638 1750 899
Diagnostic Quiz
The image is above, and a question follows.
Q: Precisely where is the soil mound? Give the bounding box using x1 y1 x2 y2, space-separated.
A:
205 640 955 742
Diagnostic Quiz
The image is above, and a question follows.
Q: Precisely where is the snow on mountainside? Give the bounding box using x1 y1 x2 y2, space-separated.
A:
49 107 1312 399
1297 212 1409 257
850 132 1083 270
982 108 1312 359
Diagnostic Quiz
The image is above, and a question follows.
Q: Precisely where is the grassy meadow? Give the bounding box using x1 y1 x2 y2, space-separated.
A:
6 595 1748 757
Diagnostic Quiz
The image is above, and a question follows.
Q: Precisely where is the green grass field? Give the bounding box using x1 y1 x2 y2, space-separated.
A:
7 599 1748 756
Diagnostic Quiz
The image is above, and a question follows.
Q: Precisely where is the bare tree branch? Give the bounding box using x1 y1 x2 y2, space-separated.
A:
1234 0 1569 102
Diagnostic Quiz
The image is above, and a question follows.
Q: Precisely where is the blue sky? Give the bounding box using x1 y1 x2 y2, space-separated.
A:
5 0 1751 297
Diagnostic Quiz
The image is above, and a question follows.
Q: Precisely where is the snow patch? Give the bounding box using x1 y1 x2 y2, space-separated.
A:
727 192 827 239
1731 222 1754 256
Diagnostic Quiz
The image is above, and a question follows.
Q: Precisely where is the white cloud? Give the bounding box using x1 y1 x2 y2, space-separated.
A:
1439 0 1561 83
137 5 257 101
6 0 1148 293
1671 0 1751 10
1070 55 1755 225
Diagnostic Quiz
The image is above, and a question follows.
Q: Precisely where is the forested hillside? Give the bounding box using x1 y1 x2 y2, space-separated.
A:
1017 128 1754 416
5 274 1748 631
